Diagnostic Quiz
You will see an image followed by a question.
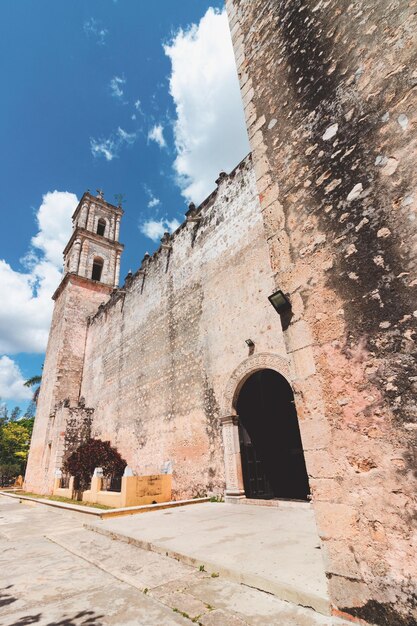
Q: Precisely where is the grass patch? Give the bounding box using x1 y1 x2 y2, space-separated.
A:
173 608 191 619
11 491 112 510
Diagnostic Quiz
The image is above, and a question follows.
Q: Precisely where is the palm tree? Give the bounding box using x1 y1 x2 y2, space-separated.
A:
24 373 42 404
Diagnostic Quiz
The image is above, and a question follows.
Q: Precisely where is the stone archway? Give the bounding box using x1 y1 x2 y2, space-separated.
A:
238 369 310 500
220 352 292 501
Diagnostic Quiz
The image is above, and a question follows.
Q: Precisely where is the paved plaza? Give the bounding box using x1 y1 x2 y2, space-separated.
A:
0 495 353 626
90 501 329 614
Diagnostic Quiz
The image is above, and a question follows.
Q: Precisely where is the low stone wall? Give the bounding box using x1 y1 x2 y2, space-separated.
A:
82 474 172 508
52 476 74 499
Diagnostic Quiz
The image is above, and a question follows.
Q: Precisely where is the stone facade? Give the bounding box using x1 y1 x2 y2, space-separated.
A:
80 157 286 499
25 158 287 502
226 1 417 624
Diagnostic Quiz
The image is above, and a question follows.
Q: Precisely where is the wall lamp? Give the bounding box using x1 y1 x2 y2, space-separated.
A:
245 339 255 348
268 289 291 314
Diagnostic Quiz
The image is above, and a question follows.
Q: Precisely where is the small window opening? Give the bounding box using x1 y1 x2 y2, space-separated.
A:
97 218 106 237
91 257 104 282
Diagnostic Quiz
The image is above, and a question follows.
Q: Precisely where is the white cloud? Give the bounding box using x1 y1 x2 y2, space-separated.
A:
83 18 108 45
144 185 161 209
164 8 249 204
117 127 136 144
133 99 144 119
0 356 32 401
0 357 32 401
110 75 125 99
139 218 180 242
90 127 137 161
140 220 165 242
91 138 117 161
0 191 77 355
166 218 180 232
148 196 160 208
31 191 77 266
148 124 166 149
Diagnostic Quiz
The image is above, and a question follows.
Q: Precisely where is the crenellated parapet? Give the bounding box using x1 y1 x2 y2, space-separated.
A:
89 153 252 323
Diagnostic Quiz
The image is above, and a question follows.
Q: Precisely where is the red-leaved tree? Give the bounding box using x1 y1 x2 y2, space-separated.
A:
63 439 126 497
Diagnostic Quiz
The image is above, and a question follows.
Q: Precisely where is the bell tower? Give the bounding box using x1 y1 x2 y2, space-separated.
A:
63 189 124 287
25 189 124 494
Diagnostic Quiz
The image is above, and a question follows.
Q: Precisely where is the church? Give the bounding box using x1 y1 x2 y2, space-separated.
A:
25 155 302 503
25 0 417 624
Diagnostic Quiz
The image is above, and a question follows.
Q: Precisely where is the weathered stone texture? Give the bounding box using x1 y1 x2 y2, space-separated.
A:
76 157 284 500
227 0 417 623
64 193 123 286
24 276 112 494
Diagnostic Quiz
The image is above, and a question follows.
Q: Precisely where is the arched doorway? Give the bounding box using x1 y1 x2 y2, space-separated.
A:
237 368 310 501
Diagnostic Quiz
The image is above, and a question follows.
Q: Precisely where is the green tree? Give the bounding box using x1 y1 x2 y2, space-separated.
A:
1 421 30 463
0 463 20 485
24 370 42 404
0 403 34 485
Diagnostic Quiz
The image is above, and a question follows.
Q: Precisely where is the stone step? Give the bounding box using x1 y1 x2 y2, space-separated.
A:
84 502 332 616
47 527 354 626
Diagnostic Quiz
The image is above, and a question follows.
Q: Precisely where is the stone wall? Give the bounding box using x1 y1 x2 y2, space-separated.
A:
80 156 286 499
226 1 417 624
24 275 112 494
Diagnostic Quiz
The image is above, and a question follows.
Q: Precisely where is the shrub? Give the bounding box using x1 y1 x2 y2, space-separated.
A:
63 439 126 495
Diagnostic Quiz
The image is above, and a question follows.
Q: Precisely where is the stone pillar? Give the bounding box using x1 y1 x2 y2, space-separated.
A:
115 216 121 241
70 238 82 273
78 240 89 278
114 251 121 287
220 415 245 501
80 203 88 229
86 203 95 231
110 215 116 240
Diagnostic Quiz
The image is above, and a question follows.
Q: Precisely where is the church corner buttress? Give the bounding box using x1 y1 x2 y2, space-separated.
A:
24 191 124 494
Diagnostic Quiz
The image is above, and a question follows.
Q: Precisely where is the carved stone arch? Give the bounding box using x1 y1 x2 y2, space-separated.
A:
223 352 291 416
95 215 108 237
89 254 105 282
220 352 291 501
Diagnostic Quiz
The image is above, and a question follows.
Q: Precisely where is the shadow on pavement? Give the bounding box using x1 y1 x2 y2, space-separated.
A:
8 610 105 626
0 585 17 608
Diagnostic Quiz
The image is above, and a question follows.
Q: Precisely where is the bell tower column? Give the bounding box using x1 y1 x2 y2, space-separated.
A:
114 250 121 287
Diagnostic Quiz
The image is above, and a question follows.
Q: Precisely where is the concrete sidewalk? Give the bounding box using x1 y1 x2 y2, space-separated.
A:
0 496 191 625
88 501 330 615
0 494 356 626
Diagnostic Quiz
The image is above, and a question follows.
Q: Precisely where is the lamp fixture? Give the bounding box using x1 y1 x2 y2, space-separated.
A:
268 289 291 314
245 339 255 348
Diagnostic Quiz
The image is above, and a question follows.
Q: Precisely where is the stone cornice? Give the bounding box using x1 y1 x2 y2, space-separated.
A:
52 272 113 302
72 192 124 221
63 227 124 256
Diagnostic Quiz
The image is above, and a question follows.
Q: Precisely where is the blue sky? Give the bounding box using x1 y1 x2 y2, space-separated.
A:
0 1 249 409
